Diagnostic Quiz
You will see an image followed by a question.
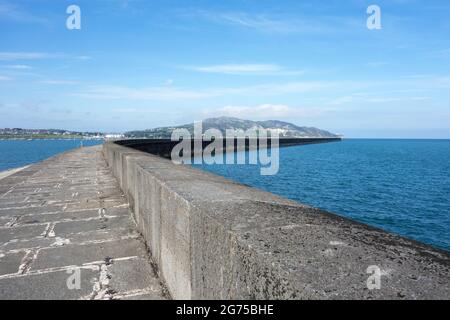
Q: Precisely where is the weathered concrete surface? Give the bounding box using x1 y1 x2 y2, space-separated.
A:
104 141 450 300
0 146 168 300
0 166 29 181
116 137 342 159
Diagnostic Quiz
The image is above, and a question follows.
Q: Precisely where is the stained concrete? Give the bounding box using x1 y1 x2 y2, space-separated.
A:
104 141 450 300
2 142 448 300
0 146 168 300
0 166 29 181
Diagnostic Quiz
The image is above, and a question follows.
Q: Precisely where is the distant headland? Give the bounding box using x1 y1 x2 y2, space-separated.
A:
125 117 340 139
0 118 340 140
0 128 120 140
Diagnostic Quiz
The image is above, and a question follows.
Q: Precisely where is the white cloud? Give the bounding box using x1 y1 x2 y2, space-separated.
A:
0 52 92 61
76 56 92 61
329 93 432 106
75 85 218 100
186 64 304 76
0 75 12 81
204 104 326 119
191 11 357 35
254 82 331 94
75 81 331 101
0 52 59 61
40 80 79 85
4 64 32 69
0 1 49 25
215 104 294 118
221 13 289 32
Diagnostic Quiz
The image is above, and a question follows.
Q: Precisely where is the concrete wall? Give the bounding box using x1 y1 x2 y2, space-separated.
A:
115 137 342 159
103 141 450 300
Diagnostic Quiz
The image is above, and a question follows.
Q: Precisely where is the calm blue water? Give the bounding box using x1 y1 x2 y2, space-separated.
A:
194 139 450 252
0 139 103 172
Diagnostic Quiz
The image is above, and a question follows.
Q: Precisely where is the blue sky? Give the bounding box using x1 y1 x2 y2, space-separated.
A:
0 0 449 137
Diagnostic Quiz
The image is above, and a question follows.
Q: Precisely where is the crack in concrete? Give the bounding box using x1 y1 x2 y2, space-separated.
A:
18 249 39 274
0 146 168 300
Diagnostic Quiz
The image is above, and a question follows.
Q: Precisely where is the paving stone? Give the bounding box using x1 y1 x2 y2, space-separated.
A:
18 210 101 225
31 239 145 270
0 268 98 300
53 216 131 237
0 217 11 227
69 225 137 239
0 205 64 217
0 225 47 244
0 251 26 275
1 237 55 252
108 257 163 294
0 146 167 300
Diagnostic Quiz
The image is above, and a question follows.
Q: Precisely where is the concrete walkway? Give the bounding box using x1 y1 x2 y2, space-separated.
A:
0 166 29 181
0 146 168 300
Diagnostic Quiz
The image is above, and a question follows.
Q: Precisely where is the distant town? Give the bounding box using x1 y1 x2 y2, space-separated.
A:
0 118 340 140
0 128 124 140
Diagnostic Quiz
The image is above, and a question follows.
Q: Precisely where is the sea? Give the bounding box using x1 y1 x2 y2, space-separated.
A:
194 139 450 252
0 139 103 172
0 138 449 252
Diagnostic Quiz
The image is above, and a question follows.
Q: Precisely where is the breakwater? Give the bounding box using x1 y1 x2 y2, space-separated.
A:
103 139 450 299
115 137 342 159
0 146 167 300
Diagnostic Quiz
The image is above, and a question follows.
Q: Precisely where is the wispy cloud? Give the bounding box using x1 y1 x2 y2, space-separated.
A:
76 56 92 61
40 80 79 85
0 1 49 25
214 12 302 34
204 104 325 119
0 75 12 81
0 52 59 61
75 81 331 101
329 93 432 106
75 85 218 100
185 64 304 76
189 10 358 35
0 52 92 61
4 64 33 69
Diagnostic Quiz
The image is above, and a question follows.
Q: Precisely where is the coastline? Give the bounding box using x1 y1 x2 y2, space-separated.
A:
0 165 29 180
103 140 450 299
